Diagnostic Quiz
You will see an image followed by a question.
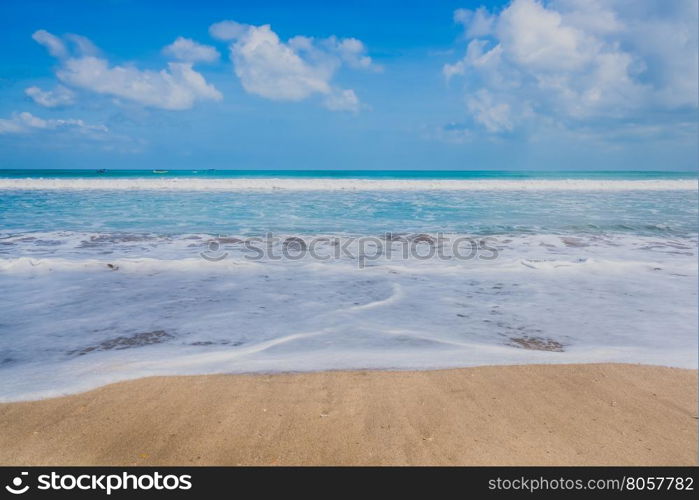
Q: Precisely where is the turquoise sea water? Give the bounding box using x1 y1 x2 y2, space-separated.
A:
0 170 696 236
0 169 695 179
0 170 696 400
1 184 697 237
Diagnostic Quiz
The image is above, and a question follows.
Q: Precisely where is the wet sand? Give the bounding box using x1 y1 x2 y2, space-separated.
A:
0 363 696 465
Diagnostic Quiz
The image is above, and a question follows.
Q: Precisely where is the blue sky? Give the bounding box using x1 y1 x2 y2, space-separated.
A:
0 0 697 170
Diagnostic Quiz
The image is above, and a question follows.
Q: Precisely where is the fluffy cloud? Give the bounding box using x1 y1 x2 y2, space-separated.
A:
57 57 222 110
209 20 377 111
466 89 515 132
332 37 378 71
209 20 249 41
33 30 222 110
444 0 698 135
163 37 219 63
323 88 360 112
25 85 75 107
0 111 107 135
32 29 68 58
453 7 495 38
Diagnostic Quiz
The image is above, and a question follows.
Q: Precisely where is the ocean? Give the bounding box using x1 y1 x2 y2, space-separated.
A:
0 170 696 400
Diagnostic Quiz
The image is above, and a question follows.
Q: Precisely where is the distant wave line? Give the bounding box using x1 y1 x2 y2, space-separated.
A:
0 178 695 191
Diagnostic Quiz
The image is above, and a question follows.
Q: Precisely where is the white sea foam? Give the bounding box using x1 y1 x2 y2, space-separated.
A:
0 231 695 269
0 177 695 191
0 231 696 400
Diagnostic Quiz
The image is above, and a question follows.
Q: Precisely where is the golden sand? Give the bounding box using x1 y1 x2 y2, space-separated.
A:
0 363 696 465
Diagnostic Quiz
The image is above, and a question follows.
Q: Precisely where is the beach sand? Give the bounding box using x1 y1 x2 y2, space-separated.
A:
0 363 696 466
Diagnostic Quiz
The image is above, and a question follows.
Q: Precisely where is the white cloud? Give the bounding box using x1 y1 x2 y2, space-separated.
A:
0 111 143 152
163 37 219 63
444 0 698 134
323 89 360 112
33 30 222 110
332 37 380 71
25 85 75 108
209 20 248 41
0 111 107 135
64 34 100 57
32 29 68 58
466 89 514 132
454 7 495 38
209 20 377 111
224 25 331 100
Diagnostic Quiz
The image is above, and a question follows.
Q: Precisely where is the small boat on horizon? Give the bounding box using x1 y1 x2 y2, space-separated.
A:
96 169 107 174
